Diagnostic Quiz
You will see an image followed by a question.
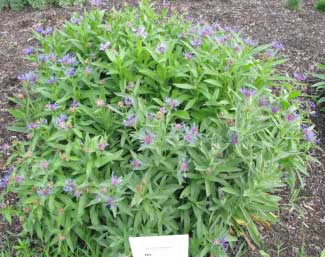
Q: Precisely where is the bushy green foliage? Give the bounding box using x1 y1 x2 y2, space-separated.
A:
286 0 301 10
312 64 325 112
0 0 83 10
315 0 325 12
0 1 317 256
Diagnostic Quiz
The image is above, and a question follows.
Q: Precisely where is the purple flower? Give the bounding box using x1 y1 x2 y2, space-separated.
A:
99 42 111 51
123 115 136 127
266 49 276 58
65 68 76 77
286 112 299 122
23 47 34 55
124 96 133 107
63 179 77 193
98 140 108 151
307 100 316 110
172 123 183 132
18 71 38 84
90 0 101 6
37 185 53 197
105 196 115 209
39 118 47 125
183 52 194 60
302 127 316 143
230 132 238 145
240 87 256 98
14 175 24 184
70 15 83 24
213 236 229 250
244 37 256 46
0 175 10 189
159 107 167 114
184 133 195 144
71 100 79 108
85 66 92 74
179 157 189 172
272 41 284 50
190 39 202 48
38 54 49 63
131 159 141 169
46 102 59 111
293 73 307 82
46 75 57 85
258 96 270 107
27 122 39 129
48 53 56 62
111 173 122 186
39 160 49 170
134 26 148 38
156 42 167 54
59 53 78 66
42 27 53 35
141 132 156 146
198 25 214 37
165 97 180 110
55 114 68 129
1 143 10 153
270 104 280 113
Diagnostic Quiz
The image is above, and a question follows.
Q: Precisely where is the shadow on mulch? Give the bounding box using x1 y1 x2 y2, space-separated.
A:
0 0 324 256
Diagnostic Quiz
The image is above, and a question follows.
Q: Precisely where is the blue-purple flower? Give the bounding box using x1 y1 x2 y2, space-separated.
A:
183 52 194 60
38 54 49 63
70 15 83 24
59 53 78 66
140 131 156 146
99 42 111 51
293 73 307 82
37 184 53 197
18 71 38 84
105 196 115 209
65 68 76 77
36 27 53 36
131 159 141 169
134 26 148 38
46 102 59 111
230 132 238 145
165 97 180 110
46 75 57 85
244 37 257 46
258 96 270 107
63 179 77 193
270 104 280 114
111 173 122 186
124 96 133 107
272 41 284 50
302 127 317 143
27 122 39 130
286 112 299 122
190 39 202 48
240 87 256 98
179 157 189 173
55 114 68 129
90 0 101 6
123 115 136 127
156 42 167 54
213 236 229 250
198 25 214 37
23 47 34 55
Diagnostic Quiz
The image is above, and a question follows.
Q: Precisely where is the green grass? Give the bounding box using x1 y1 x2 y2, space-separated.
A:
315 0 325 11
286 0 301 10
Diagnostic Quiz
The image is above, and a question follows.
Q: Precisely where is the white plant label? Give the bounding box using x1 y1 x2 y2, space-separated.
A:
129 234 189 257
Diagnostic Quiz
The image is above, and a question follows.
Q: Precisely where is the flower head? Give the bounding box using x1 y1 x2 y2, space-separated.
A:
156 42 167 54
123 96 133 107
46 102 59 111
286 112 299 122
230 132 238 145
165 97 180 110
272 41 284 50
63 179 77 193
39 160 49 170
270 104 280 114
46 75 57 85
98 140 108 151
99 42 111 51
58 53 78 66
37 184 53 197
131 159 141 169
140 131 156 146
134 26 148 38
65 68 76 77
240 87 256 98
190 39 202 48
111 173 122 186
183 52 194 60
23 47 34 55
55 114 68 129
302 127 317 143
38 54 49 63
198 25 214 37
18 71 38 84
258 96 270 107
123 115 137 127
105 196 115 209
179 157 189 173
96 99 105 108
244 37 256 46
90 0 101 6
213 236 229 250
293 73 307 82
70 15 83 24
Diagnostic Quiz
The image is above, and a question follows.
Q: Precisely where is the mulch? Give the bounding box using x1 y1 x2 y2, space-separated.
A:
0 0 324 256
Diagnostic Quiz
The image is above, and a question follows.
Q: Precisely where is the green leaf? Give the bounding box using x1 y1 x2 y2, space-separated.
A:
173 110 190 120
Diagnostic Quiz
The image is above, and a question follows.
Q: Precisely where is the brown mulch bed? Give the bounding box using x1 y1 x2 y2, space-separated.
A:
0 0 324 256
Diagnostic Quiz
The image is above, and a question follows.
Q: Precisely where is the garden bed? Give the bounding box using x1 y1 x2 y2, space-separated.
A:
0 0 324 256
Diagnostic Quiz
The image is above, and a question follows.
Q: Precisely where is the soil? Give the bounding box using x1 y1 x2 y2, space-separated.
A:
0 0 324 256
